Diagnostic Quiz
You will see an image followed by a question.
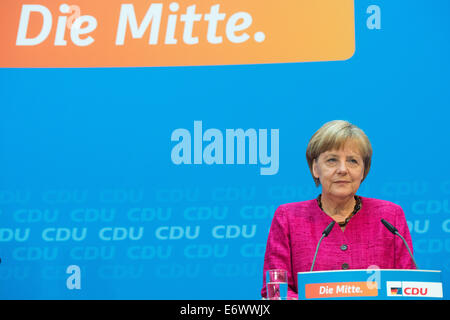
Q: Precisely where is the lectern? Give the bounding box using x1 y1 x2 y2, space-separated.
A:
297 269 443 300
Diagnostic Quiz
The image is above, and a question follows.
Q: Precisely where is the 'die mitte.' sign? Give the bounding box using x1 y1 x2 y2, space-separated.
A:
0 0 355 67
305 281 378 299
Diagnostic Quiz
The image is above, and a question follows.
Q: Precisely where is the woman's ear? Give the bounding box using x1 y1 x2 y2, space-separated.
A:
312 159 319 179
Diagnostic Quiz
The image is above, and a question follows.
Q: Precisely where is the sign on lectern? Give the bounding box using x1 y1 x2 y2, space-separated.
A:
297 269 443 300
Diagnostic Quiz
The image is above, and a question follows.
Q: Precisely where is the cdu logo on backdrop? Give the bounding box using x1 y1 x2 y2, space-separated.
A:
1 0 355 67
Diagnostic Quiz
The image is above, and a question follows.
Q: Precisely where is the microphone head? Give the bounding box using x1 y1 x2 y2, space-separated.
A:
381 219 398 235
323 221 336 237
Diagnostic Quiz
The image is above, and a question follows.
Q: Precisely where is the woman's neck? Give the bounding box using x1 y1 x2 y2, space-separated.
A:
320 194 356 218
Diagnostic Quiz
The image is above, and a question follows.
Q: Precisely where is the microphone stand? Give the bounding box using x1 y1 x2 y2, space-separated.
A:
310 221 336 272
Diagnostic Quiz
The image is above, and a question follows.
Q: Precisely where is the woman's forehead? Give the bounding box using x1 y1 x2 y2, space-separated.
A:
322 140 363 156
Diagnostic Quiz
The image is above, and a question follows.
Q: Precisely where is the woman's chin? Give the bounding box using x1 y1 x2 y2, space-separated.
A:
325 189 356 199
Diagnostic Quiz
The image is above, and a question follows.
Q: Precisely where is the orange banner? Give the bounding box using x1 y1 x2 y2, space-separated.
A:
0 0 355 67
305 282 378 299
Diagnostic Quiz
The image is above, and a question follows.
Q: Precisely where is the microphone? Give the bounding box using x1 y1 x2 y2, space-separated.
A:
310 221 336 271
381 219 418 269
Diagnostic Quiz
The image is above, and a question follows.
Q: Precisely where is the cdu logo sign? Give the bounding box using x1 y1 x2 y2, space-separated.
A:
386 281 443 298
1 0 355 67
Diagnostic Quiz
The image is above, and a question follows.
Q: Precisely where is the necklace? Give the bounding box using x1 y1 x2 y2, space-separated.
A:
317 194 362 227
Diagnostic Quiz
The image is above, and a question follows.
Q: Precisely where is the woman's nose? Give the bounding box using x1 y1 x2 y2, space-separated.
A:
336 160 348 174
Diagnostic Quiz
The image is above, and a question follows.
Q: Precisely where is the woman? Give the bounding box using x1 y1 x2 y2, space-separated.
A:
261 120 415 299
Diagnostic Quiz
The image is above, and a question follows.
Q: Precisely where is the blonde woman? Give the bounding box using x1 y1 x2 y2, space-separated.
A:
261 120 415 299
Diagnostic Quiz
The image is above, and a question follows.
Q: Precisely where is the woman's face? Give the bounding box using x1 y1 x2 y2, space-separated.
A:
312 140 365 200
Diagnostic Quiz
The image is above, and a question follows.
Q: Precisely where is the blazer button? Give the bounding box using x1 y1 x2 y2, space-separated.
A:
342 263 349 270
340 244 348 251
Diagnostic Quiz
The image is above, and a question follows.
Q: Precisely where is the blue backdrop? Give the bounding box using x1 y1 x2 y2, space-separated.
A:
0 0 449 299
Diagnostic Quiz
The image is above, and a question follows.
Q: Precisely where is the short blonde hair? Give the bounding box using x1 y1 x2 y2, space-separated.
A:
306 120 373 187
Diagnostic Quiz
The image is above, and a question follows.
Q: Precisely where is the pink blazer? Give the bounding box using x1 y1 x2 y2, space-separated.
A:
261 196 415 298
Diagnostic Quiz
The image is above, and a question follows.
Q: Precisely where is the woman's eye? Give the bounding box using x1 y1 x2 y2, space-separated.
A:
327 158 337 163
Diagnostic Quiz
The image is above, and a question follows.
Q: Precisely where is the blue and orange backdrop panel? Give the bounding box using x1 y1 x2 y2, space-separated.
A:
0 0 449 299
